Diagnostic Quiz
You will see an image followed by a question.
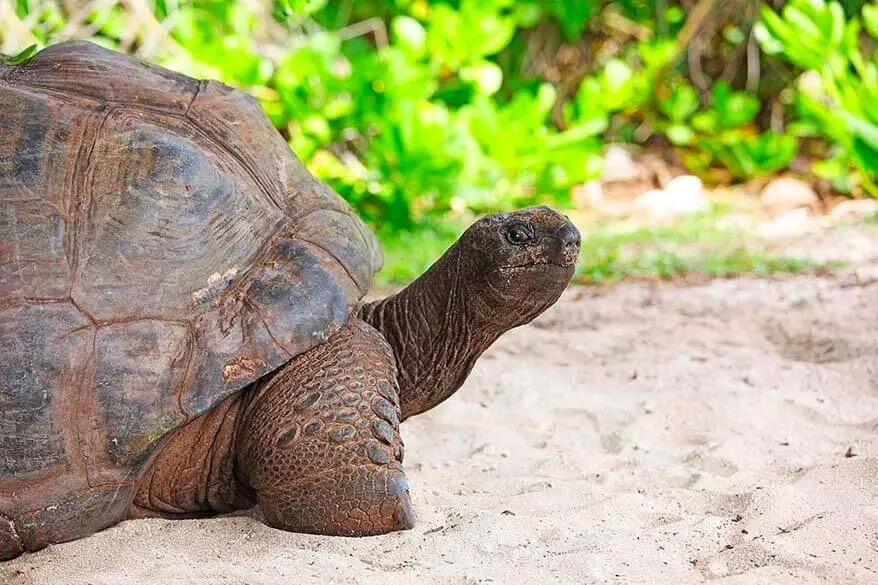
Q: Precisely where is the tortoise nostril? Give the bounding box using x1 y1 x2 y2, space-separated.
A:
558 224 581 251
553 223 581 266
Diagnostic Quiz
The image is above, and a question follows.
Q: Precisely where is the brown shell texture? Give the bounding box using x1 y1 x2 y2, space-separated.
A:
0 40 382 538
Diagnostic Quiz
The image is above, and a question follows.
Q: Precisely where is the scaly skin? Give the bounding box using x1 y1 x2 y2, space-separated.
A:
130 206 580 536
134 319 410 535
359 205 581 420
234 318 411 535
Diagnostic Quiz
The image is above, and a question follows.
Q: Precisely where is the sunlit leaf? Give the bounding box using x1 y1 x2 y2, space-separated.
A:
660 84 699 122
864 4 878 40
666 124 695 145
460 61 503 95
0 44 37 64
392 15 426 59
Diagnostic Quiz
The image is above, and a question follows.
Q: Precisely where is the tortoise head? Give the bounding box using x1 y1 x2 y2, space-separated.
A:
453 205 581 328
358 205 581 420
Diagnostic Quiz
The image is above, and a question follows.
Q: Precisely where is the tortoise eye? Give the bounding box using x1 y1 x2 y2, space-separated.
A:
504 223 534 246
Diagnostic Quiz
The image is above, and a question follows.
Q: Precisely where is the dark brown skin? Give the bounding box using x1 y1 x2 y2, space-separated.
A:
360 206 581 421
129 206 580 536
132 318 411 535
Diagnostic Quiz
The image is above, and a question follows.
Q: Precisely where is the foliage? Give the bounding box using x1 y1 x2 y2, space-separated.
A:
2 0 877 243
757 0 878 195
657 80 799 180
0 43 37 64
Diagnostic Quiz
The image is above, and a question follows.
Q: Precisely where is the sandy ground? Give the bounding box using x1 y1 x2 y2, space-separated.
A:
3 227 878 585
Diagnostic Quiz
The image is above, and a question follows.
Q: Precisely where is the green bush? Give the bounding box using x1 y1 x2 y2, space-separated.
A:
2 0 877 239
757 0 878 195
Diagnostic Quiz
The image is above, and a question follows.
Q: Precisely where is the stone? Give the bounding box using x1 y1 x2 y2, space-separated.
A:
634 175 707 218
601 145 643 183
759 177 818 216
572 180 603 209
828 199 878 223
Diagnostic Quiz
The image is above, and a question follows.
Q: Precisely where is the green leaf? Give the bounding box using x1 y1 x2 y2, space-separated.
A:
705 131 799 179
603 59 632 89
575 76 604 117
513 3 543 28
323 94 354 119
303 114 331 142
711 82 760 129
392 15 426 59
638 39 676 70
274 0 328 18
660 84 699 122
667 125 695 145
536 83 558 117
691 111 718 134
473 14 516 56
813 154 855 193
757 4 823 69
460 61 503 96
864 4 878 40
842 112 878 152
544 117 608 149
553 0 595 41
783 6 823 44
828 1 845 47
753 21 784 55
600 59 635 111
259 96 286 127
852 138 878 179
0 44 37 65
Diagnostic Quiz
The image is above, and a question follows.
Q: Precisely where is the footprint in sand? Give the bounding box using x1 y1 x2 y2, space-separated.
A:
763 319 872 364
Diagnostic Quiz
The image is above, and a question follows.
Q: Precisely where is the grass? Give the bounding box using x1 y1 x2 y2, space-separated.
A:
573 210 835 285
374 206 838 286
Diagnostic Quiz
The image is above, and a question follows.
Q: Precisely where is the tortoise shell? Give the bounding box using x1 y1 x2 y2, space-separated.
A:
0 41 381 543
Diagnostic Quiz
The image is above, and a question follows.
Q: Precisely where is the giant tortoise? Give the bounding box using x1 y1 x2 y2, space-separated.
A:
0 41 581 560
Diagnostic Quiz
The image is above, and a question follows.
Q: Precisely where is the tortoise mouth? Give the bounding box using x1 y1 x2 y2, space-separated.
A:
498 260 576 274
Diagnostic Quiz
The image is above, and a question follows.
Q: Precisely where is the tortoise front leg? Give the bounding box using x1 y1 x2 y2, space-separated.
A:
234 319 414 536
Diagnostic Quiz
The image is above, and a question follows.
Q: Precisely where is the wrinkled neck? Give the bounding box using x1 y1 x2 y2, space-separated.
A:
359 246 504 420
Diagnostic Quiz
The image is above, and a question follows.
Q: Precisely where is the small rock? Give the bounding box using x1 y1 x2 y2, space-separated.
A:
635 175 707 218
602 145 643 183
572 180 603 208
759 177 819 216
829 199 878 223
665 175 705 201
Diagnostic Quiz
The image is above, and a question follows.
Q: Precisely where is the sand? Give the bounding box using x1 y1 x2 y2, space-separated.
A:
4 232 878 584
